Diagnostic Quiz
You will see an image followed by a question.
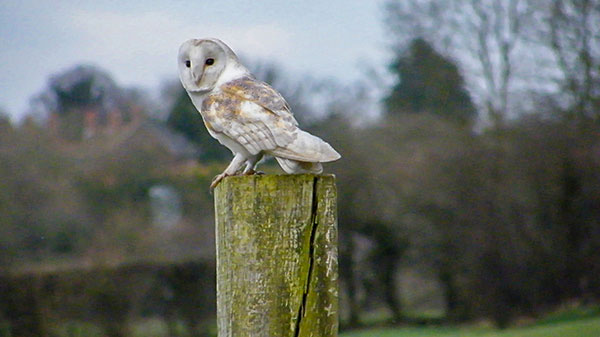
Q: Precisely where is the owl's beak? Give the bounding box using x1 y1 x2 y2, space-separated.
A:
192 65 204 84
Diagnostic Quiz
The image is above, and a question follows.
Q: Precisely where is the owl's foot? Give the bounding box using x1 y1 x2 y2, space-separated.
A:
210 173 229 191
243 169 265 176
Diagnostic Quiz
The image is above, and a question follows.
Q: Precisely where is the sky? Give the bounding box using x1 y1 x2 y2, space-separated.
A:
0 0 389 121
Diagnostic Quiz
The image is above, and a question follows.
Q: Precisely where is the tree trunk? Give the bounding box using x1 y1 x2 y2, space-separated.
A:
214 174 338 337
339 230 360 327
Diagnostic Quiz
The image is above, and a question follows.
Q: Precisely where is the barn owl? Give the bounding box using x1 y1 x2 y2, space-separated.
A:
177 38 341 189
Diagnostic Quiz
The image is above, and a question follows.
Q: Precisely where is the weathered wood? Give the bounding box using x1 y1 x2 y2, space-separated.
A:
214 174 338 337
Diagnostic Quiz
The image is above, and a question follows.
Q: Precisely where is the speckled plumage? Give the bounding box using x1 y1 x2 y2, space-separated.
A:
177 38 341 189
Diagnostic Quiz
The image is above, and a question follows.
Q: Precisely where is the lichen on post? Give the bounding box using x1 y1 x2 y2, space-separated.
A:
214 174 338 337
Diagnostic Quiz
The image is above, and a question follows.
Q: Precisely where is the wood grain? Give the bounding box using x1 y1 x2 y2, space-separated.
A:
214 174 338 337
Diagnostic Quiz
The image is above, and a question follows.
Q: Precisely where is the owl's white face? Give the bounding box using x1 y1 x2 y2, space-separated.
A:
178 38 230 93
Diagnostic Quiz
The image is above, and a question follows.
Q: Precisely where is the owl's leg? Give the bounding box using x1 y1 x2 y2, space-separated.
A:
211 153 246 190
242 153 265 175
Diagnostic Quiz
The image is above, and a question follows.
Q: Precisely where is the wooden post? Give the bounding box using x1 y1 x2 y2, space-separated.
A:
214 174 338 337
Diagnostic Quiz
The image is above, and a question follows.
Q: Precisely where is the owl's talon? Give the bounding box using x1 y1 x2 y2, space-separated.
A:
243 169 265 176
210 173 228 191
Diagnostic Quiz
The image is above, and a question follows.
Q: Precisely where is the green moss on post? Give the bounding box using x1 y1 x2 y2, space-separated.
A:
214 174 338 337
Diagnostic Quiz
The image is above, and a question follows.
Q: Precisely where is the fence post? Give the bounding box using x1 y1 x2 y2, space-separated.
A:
214 174 338 337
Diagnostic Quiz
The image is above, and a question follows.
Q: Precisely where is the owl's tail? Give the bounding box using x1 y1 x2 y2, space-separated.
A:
272 130 341 163
276 157 323 174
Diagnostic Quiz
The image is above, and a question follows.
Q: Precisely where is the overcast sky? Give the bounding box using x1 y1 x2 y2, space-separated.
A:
0 0 389 120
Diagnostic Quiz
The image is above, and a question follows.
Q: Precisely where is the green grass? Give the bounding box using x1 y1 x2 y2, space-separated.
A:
340 316 600 337
533 305 600 326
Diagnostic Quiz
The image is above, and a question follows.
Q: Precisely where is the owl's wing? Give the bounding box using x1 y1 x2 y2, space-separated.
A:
201 77 300 156
220 76 298 125
203 76 339 163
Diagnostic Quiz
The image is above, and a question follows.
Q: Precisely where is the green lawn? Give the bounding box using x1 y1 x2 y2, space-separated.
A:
340 316 600 337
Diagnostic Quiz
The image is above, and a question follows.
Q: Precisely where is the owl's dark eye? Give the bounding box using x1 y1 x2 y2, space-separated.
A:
185 60 191 68
205 58 215 66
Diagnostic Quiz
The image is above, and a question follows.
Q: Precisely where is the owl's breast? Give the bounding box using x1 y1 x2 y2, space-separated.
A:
196 92 251 157
212 131 249 156
202 92 242 118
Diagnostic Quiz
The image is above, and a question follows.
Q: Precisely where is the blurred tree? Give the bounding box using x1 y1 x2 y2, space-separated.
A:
0 107 10 127
154 261 216 337
319 112 414 324
158 79 185 121
545 0 600 122
248 60 318 125
403 115 600 327
311 104 378 326
361 222 409 322
31 64 140 141
384 0 536 123
167 89 230 161
50 67 105 111
0 122 93 263
384 38 476 124
371 114 476 322
0 275 50 337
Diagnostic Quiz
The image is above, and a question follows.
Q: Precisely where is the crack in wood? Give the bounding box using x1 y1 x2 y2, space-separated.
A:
293 177 319 337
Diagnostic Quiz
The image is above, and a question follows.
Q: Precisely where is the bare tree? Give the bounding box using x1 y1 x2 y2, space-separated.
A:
546 0 600 121
384 0 536 124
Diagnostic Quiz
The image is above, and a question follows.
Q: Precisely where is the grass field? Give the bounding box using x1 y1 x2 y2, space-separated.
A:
3 305 597 337
340 316 600 337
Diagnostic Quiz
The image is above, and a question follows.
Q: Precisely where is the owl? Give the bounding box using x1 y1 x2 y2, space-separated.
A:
177 38 341 189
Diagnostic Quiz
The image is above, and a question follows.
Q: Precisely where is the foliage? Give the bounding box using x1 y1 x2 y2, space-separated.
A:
0 122 90 264
36 64 153 140
340 316 600 337
384 38 476 124
317 108 600 328
0 113 218 268
383 0 600 125
543 0 600 121
167 89 230 161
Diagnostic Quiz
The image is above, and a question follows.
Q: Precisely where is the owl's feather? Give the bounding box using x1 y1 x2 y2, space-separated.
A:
270 129 340 162
276 157 323 174
201 77 338 163
220 77 296 124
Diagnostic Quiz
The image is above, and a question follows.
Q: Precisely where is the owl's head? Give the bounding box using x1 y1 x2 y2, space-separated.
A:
178 38 247 93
